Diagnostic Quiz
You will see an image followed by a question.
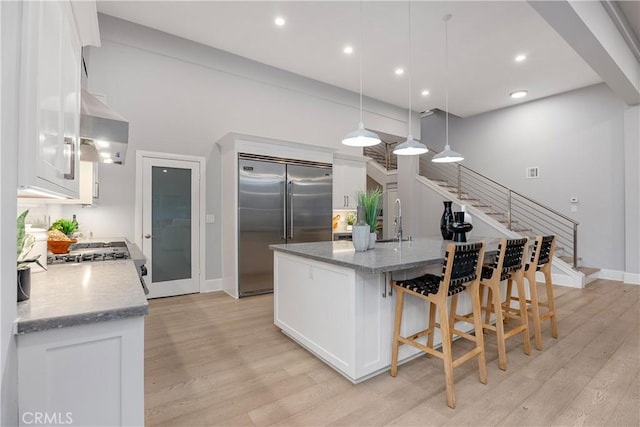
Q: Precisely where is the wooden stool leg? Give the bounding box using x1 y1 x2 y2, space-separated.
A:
505 279 514 324
438 301 456 409
449 294 459 342
543 266 558 339
526 270 543 350
483 285 492 328
426 302 436 358
390 286 404 377
469 281 488 384
514 272 531 356
490 280 508 371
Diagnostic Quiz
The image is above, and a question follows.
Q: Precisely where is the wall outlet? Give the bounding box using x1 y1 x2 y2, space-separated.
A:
571 205 578 213
206 214 215 223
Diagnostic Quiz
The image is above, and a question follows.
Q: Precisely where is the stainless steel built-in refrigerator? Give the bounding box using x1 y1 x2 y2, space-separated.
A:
238 154 333 297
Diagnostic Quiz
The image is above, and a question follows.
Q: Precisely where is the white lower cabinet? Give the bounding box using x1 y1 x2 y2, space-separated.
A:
274 252 429 382
17 317 144 427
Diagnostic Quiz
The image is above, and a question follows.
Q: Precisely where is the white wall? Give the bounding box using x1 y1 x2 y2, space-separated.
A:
59 14 419 281
421 83 633 272
1 1 21 424
624 105 639 279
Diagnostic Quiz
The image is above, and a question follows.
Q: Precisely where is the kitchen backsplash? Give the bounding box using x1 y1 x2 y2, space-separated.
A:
332 209 356 233
16 200 100 238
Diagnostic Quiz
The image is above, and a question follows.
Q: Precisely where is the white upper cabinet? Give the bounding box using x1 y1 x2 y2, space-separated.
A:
333 154 367 209
18 1 83 198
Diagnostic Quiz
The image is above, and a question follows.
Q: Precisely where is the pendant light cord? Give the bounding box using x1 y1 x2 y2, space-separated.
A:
408 1 412 135
359 1 363 124
444 14 450 147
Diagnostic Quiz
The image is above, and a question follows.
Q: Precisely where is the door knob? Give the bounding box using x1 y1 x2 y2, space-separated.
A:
144 234 153 239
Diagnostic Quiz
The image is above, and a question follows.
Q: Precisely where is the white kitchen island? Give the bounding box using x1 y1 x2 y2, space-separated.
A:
271 238 495 383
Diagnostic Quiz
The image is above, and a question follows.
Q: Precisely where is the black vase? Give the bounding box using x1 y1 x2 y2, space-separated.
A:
449 211 473 243
440 201 454 240
17 267 31 302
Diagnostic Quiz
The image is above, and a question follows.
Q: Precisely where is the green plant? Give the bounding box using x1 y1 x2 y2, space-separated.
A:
17 210 45 271
357 188 382 233
345 211 357 226
49 218 78 236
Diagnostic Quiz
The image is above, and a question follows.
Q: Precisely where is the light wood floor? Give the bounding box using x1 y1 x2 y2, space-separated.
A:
144 279 639 426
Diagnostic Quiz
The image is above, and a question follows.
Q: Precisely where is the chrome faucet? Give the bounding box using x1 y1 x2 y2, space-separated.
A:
393 198 402 242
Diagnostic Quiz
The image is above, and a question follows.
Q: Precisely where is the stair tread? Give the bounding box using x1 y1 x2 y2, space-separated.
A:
577 266 600 276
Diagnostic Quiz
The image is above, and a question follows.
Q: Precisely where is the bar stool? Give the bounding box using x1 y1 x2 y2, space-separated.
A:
390 242 487 409
508 235 558 350
455 237 530 371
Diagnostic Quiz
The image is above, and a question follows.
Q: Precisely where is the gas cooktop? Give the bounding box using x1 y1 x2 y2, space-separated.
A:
48 241 130 264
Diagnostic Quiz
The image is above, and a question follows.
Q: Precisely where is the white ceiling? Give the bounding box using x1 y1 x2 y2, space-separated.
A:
96 1 606 118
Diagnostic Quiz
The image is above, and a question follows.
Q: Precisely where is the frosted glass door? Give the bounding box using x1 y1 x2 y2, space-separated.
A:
142 157 200 298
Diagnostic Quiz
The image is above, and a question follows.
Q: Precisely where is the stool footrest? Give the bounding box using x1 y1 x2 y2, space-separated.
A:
451 328 478 342
453 347 483 368
397 336 443 360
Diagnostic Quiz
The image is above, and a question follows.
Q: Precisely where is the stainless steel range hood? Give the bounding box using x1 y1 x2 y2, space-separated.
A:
79 89 129 164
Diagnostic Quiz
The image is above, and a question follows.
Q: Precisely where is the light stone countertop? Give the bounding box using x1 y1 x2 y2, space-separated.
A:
270 237 498 275
15 260 148 335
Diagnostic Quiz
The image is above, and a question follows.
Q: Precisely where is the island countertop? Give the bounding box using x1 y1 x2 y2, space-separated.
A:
15 260 148 335
270 237 495 275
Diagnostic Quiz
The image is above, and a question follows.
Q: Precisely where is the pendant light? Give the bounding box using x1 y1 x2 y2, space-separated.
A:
342 2 381 147
432 14 464 163
394 1 428 156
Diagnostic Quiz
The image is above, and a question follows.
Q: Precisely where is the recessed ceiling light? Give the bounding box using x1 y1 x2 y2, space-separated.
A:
510 90 528 99
515 54 527 62
395 68 404 76
421 90 430 96
274 17 286 27
343 46 354 54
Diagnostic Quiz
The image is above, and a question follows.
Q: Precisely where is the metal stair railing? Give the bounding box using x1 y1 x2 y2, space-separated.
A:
418 150 580 268
363 141 398 171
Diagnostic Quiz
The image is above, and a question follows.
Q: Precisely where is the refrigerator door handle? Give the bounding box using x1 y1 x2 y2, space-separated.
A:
288 180 294 239
282 178 287 240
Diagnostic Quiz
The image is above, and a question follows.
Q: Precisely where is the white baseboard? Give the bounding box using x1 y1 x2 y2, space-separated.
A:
549 273 583 288
597 269 625 282
223 289 239 299
623 272 640 285
201 278 223 293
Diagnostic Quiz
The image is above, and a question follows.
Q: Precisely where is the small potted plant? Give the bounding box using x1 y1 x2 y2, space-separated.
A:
48 216 78 254
17 210 46 302
357 188 383 249
345 211 356 231
49 217 78 238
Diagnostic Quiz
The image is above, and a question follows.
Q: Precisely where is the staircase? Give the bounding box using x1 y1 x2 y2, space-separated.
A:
364 143 599 285
417 150 582 268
